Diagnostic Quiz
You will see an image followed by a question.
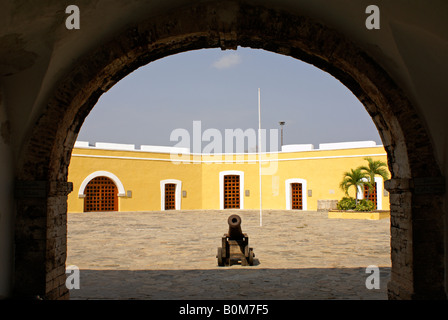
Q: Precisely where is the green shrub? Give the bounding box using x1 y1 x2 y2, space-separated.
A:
355 199 375 212
337 197 356 210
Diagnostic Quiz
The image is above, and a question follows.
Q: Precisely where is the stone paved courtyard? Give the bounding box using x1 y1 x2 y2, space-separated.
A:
66 210 391 300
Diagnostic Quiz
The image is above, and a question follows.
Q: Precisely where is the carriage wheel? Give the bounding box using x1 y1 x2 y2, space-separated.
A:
217 248 224 266
248 249 255 266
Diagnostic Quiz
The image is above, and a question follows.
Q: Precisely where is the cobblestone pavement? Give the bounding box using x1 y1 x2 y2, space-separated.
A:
66 210 391 300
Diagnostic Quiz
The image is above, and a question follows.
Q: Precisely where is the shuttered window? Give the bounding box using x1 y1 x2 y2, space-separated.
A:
291 182 303 210
165 183 176 210
224 175 240 209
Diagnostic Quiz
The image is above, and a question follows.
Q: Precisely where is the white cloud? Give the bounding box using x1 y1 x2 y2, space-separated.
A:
212 53 242 69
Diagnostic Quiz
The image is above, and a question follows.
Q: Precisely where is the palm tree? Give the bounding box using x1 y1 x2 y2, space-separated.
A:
339 168 371 204
359 157 389 200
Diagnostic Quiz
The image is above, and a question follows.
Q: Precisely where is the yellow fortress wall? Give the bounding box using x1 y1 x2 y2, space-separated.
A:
67 141 390 213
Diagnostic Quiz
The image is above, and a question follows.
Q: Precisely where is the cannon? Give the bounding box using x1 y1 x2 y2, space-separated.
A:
216 214 255 266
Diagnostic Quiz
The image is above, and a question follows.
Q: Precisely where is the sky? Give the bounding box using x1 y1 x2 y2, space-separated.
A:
77 47 382 152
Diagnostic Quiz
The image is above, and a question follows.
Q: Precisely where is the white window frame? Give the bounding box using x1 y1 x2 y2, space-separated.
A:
78 171 126 198
358 176 383 210
160 179 182 210
219 170 244 210
285 178 307 210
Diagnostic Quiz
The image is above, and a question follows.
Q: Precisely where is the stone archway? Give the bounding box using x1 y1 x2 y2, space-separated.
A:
14 1 445 299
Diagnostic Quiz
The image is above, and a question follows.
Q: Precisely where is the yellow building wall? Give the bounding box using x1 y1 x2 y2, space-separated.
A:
200 154 262 210
67 145 390 213
68 148 203 213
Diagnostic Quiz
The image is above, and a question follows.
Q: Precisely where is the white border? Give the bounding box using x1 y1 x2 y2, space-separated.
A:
78 171 126 197
358 176 383 210
160 179 182 210
285 178 307 210
219 171 244 210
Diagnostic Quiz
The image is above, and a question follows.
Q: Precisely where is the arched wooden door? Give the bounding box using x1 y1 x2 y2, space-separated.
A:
84 176 118 212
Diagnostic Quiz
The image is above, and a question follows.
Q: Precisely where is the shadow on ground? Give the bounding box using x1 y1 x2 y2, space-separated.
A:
69 267 390 300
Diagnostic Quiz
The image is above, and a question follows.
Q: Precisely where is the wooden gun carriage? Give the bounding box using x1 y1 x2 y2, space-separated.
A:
216 214 255 266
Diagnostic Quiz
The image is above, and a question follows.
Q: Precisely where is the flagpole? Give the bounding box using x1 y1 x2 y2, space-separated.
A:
258 88 262 227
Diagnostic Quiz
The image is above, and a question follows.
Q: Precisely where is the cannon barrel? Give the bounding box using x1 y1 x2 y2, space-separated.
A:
227 214 243 239
217 214 255 266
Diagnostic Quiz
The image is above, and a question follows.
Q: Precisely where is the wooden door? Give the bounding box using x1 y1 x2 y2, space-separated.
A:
224 175 240 209
165 183 176 210
291 183 303 210
84 176 118 212
364 182 377 209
